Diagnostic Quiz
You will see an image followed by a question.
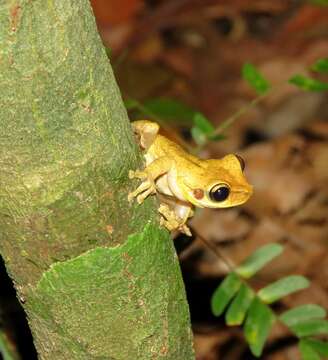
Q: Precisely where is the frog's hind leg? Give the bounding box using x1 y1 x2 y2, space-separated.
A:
174 203 193 236
132 120 159 150
158 203 193 236
158 204 181 231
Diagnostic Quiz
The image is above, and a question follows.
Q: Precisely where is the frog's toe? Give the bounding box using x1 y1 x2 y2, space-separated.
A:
136 170 148 179
158 204 192 235
127 192 134 202
159 217 172 230
137 189 155 204
128 180 150 201
159 218 178 232
180 224 192 237
158 204 173 217
132 180 156 203
129 169 147 179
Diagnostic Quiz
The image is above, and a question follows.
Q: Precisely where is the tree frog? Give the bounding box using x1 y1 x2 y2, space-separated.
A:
128 120 253 236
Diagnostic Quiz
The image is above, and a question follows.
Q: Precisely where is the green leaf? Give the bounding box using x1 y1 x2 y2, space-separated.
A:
0 330 20 360
258 275 310 304
193 113 215 134
244 297 275 357
311 58 328 73
299 339 321 360
124 98 139 110
289 75 328 92
280 304 327 327
242 63 271 95
226 283 254 325
191 126 207 146
208 133 226 142
236 243 283 279
191 113 225 144
302 339 328 357
211 272 242 317
307 0 328 5
291 320 328 337
191 112 219 145
142 98 196 124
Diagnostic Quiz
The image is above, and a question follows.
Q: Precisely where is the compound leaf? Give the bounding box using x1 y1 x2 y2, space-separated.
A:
211 272 242 317
299 339 321 360
236 243 283 279
226 283 254 325
244 297 275 357
280 304 327 327
291 320 328 337
289 75 328 92
242 63 271 95
258 275 309 304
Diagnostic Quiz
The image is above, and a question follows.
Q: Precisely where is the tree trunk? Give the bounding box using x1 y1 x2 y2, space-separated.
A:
0 1 194 358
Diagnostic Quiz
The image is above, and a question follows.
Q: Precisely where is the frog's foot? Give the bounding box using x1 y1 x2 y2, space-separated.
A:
158 204 192 236
128 170 156 204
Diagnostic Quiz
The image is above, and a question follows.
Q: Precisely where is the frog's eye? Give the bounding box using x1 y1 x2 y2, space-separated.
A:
209 184 230 202
235 154 245 171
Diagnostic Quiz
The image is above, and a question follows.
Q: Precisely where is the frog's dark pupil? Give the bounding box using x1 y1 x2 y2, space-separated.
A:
210 186 230 202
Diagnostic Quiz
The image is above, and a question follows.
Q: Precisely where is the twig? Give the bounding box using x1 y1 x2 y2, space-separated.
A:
193 228 235 273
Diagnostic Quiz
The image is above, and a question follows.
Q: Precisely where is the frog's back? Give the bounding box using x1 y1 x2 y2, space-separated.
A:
149 134 204 168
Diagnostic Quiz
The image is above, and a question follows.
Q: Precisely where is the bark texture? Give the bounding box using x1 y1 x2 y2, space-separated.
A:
0 1 194 358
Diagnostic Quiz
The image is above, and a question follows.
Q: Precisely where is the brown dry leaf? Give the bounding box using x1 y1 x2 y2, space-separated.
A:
265 345 300 360
259 92 325 138
277 4 328 41
130 35 163 63
187 208 253 277
194 326 246 360
90 0 143 26
115 58 173 99
226 218 302 278
244 137 314 216
307 142 328 181
193 329 228 360
191 208 252 243
161 47 195 77
101 23 135 53
282 217 328 251
304 120 328 140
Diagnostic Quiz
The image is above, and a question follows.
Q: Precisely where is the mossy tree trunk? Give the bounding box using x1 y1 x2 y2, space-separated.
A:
0 1 194 359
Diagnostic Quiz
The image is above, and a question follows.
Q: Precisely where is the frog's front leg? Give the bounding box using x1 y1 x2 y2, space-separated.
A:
128 178 155 204
158 203 193 236
128 157 172 204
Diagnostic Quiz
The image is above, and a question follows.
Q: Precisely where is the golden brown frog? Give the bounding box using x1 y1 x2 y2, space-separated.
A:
128 120 253 236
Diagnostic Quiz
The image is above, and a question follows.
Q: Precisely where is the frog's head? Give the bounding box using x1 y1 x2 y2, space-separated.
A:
182 154 253 208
